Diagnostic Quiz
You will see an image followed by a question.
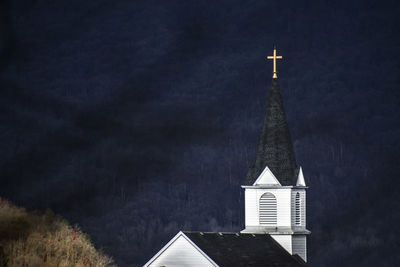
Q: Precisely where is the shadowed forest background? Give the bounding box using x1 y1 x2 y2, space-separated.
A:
0 0 399 266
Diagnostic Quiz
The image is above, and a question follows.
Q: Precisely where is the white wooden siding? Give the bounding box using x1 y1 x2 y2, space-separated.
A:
292 235 307 262
144 232 218 267
271 235 307 262
245 188 292 227
243 186 308 263
302 191 306 226
244 189 258 226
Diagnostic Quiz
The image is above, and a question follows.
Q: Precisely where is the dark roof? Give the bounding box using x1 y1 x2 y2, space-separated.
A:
184 232 307 267
245 78 298 186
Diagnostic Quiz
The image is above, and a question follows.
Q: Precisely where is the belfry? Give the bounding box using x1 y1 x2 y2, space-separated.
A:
241 47 310 261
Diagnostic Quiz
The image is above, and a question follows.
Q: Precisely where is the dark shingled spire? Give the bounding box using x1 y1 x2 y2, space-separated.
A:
245 78 298 186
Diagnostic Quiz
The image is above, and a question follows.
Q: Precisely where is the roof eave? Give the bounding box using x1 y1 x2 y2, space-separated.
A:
241 185 308 189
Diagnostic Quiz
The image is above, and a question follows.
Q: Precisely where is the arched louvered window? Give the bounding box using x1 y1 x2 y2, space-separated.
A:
259 192 277 226
295 192 301 225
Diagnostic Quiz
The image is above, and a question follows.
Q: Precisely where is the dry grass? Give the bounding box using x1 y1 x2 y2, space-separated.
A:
0 199 115 267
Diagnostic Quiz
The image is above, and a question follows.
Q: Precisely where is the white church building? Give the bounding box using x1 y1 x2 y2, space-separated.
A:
144 48 310 267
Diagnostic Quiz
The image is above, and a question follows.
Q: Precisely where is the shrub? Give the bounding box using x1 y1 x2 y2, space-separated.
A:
0 199 115 267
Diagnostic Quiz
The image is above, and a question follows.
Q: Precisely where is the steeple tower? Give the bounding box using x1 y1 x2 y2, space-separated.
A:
241 48 310 262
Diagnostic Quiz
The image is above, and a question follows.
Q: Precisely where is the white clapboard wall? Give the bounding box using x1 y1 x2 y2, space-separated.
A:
292 235 307 262
244 188 292 227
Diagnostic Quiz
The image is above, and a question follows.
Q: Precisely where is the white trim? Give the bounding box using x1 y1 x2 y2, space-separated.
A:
241 185 308 189
143 231 219 267
240 227 311 234
253 166 281 186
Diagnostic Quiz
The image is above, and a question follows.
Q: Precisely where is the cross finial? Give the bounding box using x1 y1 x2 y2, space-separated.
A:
267 46 283 79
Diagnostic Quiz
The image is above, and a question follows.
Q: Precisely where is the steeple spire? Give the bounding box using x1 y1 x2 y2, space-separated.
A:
245 68 298 186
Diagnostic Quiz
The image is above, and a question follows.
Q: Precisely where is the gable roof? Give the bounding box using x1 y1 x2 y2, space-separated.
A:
253 165 281 186
245 78 299 186
144 231 219 267
184 232 307 267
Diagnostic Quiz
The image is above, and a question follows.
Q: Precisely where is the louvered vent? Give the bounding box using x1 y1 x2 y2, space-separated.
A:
295 192 301 225
259 193 277 225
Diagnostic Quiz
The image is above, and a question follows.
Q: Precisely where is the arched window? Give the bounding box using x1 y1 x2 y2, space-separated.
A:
259 192 277 226
295 192 301 225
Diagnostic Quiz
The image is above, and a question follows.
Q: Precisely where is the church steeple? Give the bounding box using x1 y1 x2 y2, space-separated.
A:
245 78 298 186
241 50 310 262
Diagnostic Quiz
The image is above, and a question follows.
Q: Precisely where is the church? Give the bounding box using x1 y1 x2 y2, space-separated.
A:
144 47 310 267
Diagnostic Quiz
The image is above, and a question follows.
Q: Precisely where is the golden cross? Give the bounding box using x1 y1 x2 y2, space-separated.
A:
267 46 283 79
